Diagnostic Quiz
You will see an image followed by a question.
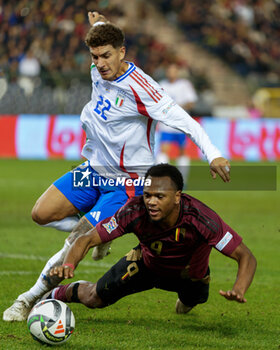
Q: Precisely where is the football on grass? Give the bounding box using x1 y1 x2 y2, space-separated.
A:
27 299 75 345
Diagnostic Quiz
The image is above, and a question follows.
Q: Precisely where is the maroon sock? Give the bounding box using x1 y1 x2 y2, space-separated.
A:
54 284 71 302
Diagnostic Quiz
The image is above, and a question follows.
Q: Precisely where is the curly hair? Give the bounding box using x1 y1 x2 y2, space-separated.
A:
145 164 184 191
85 23 125 49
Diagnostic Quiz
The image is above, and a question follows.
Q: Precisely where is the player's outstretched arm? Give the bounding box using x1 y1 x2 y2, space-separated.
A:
210 157 231 182
153 102 230 182
88 11 109 26
49 228 103 279
219 242 257 303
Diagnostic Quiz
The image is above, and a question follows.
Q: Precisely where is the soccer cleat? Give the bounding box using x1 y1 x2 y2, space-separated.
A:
92 242 111 261
175 299 193 314
3 295 33 321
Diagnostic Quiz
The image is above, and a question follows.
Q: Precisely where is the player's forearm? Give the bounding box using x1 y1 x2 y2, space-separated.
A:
232 250 257 296
63 229 102 268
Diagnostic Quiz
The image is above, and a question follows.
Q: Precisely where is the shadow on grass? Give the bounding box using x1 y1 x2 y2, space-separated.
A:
81 314 239 337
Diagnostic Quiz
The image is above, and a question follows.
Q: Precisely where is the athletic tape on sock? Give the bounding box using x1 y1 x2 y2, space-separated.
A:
72 283 80 303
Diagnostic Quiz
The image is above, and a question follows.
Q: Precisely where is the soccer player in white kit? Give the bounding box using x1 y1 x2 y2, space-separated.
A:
3 11 230 321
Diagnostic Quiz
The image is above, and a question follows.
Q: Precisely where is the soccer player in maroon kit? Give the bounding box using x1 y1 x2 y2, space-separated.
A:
48 164 256 313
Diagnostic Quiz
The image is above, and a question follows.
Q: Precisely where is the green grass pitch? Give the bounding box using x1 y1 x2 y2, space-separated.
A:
0 159 279 350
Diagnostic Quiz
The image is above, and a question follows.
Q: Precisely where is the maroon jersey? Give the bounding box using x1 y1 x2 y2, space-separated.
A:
96 194 242 279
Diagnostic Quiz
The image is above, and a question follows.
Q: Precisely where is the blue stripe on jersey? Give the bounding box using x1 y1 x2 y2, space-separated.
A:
115 63 136 83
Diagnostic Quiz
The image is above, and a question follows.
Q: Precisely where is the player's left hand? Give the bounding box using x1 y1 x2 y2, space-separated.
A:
49 265 74 279
219 289 247 303
210 157 230 182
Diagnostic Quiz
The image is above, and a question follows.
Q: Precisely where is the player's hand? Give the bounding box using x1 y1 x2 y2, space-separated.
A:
210 157 230 182
219 289 247 303
88 11 108 26
49 265 74 279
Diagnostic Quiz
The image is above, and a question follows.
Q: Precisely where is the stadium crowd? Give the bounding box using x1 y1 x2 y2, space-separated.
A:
154 0 280 82
0 0 279 114
0 1 189 84
0 0 197 113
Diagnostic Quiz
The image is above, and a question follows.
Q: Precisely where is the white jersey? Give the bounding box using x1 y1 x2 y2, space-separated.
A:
81 62 221 177
159 78 198 133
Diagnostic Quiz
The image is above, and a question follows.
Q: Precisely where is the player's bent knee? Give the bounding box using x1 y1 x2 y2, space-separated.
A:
31 185 78 225
192 287 209 306
197 294 208 305
31 202 52 225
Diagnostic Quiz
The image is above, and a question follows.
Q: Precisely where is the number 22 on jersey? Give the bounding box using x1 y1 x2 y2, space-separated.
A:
94 95 111 120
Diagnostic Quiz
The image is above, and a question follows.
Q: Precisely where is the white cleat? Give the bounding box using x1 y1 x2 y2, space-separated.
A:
175 299 193 314
3 295 33 321
92 242 111 261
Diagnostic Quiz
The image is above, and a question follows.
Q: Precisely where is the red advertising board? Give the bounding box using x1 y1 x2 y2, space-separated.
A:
0 115 279 161
0 115 17 157
0 114 86 160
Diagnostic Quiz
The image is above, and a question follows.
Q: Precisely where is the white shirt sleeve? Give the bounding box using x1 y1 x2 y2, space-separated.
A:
129 68 221 164
148 97 221 163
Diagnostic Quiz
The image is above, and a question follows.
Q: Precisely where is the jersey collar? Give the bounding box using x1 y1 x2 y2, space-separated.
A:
114 62 136 83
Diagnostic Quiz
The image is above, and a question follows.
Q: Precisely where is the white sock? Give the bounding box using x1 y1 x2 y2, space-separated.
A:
41 216 79 232
177 156 191 186
20 240 71 303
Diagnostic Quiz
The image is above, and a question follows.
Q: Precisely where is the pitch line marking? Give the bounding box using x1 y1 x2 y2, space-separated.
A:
0 269 108 276
0 252 112 268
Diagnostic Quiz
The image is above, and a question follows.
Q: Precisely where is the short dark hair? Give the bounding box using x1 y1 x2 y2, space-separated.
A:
145 164 184 191
85 23 125 49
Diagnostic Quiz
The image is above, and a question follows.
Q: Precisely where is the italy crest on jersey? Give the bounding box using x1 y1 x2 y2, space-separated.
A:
115 90 126 107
